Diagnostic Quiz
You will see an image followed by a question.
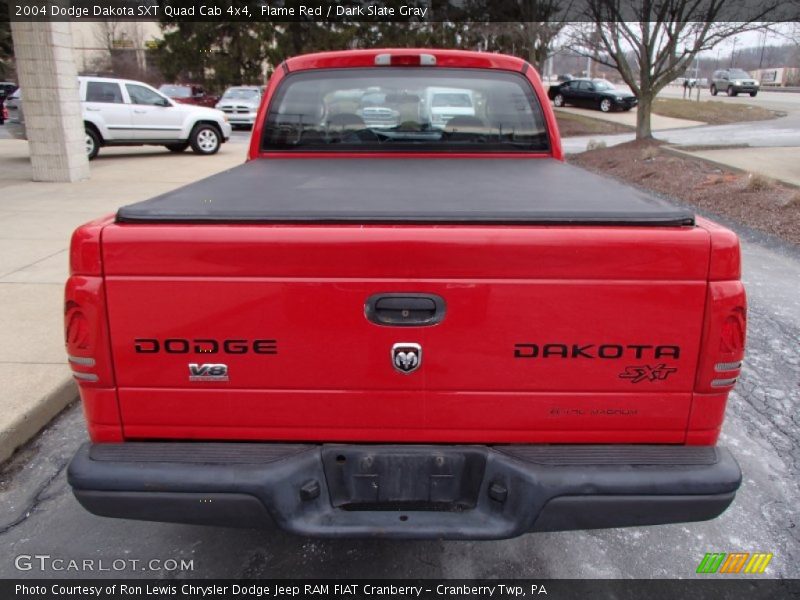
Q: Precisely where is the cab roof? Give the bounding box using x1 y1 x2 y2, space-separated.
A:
283 49 530 73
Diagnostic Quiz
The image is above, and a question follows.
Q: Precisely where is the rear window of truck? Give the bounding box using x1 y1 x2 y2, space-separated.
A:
261 68 549 153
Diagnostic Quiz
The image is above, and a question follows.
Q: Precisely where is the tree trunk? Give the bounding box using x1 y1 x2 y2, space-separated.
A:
536 54 548 80
636 92 653 139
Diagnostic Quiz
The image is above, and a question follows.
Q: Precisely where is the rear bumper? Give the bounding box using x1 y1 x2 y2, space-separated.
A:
68 443 741 540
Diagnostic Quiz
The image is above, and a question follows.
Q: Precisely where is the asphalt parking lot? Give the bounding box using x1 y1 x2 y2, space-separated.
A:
0 203 797 580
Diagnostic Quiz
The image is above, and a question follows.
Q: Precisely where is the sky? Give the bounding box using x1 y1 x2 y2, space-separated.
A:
557 22 798 56
706 24 798 55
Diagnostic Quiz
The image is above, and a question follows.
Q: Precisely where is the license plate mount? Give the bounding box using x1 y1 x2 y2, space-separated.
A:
321 445 487 511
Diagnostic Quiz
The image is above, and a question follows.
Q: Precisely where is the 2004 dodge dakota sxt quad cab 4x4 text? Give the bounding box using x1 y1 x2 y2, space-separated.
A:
65 49 746 539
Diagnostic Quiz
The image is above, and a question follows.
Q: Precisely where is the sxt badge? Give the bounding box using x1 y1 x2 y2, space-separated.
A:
392 343 422 374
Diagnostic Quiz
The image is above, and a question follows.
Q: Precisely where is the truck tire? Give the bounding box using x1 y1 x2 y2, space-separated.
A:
189 124 221 155
750 91 758 97
85 127 100 160
710 84 718 96
166 142 190 153
727 86 737 97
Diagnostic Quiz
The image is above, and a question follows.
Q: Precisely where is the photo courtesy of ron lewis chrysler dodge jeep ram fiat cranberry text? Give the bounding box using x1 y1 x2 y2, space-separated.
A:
64 49 746 540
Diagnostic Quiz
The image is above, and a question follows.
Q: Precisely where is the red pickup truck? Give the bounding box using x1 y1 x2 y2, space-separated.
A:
65 49 745 539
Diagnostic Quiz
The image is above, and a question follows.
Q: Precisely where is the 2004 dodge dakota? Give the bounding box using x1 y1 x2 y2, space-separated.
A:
65 49 746 539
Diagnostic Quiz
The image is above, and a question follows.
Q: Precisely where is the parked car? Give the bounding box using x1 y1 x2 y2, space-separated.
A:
710 69 759 97
215 86 262 129
424 86 476 129
0 82 18 125
6 78 231 159
556 73 574 82
4 89 24 139
0 82 16 97
66 49 745 540
548 78 638 112
356 91 401 129
159 84 220 108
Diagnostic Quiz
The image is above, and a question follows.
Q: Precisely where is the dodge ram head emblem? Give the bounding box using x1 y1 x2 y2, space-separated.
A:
392 343 422 374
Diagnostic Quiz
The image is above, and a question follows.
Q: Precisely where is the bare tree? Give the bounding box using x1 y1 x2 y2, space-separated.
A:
93 21 147 79
451 1 571 73
571 0 782 139
471 21 566 74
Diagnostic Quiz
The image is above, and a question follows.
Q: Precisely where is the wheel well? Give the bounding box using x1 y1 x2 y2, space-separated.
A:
193 120 222 136
84 121 103 143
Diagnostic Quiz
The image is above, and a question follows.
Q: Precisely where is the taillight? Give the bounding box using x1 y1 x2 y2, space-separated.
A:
66 218 122 442
64 276 114 387
695 281 747 393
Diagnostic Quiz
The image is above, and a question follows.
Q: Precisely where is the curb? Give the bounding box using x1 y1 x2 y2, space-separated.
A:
0 376 77 464
661 146 800 190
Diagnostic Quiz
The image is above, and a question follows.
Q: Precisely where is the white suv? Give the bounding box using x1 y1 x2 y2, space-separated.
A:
80 77 231 159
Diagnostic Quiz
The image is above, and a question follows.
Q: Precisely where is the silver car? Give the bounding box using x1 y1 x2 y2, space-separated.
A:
4 89 25 140
215 86 262 129
710 68 759 97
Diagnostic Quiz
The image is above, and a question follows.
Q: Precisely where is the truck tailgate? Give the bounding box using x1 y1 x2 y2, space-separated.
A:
101 222 710 443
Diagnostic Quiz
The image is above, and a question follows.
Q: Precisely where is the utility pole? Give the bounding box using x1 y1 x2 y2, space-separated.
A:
588 22 600 79
730 37 737 67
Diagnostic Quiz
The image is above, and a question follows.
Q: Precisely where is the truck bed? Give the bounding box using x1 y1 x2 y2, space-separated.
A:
116 159 695 226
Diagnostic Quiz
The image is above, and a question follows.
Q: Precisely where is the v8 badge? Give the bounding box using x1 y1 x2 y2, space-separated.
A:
189 363 229 382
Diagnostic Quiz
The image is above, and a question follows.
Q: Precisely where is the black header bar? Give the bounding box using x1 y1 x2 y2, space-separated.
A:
3 579 800 600
7 0 800 22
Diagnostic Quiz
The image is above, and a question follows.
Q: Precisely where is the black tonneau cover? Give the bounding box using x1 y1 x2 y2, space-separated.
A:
116 159 695 226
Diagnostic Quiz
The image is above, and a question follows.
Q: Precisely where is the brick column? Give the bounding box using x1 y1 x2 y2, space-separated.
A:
10 21 89 182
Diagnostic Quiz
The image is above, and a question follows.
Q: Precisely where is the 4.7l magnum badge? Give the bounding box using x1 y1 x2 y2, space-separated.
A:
392 343 422 374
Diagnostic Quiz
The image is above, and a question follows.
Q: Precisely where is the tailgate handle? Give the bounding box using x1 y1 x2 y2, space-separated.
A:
365 293 446 327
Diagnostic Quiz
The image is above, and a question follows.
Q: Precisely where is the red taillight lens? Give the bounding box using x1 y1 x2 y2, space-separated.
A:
719 308 746 356
64 276 114 387
65 300 90 350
